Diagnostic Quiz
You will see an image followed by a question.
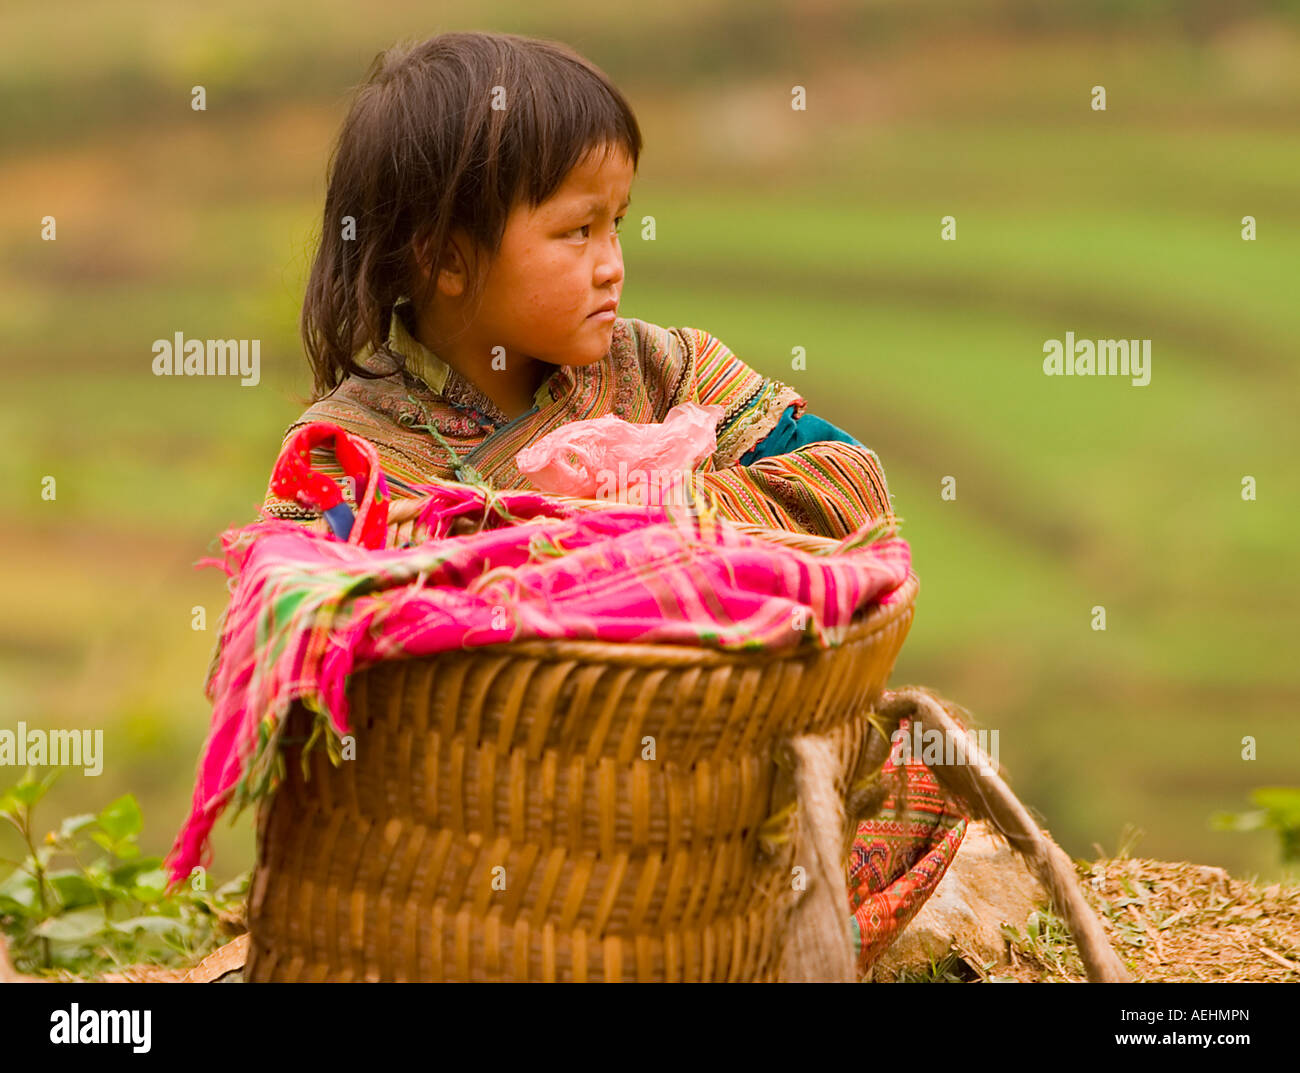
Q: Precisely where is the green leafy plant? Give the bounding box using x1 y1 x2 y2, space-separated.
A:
1212 787 1300 864
0 769 247 978
1000 907 1082 981
894 947 975 983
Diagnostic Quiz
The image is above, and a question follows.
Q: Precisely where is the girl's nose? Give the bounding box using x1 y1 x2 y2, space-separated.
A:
596 246 623 287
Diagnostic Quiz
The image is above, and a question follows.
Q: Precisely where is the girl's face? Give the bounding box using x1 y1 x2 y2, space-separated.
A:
428 142 634 379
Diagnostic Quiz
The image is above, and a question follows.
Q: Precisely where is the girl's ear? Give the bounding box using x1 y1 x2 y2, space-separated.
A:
410 229 470 299
431 230 475 299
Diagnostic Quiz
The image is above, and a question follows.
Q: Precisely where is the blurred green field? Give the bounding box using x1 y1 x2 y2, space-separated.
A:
2 1 1297 883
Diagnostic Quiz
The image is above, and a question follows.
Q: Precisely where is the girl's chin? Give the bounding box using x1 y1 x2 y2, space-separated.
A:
561 344 613 366
537 325 616 367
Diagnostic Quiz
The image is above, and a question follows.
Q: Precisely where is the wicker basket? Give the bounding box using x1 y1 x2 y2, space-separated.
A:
244 538 918 982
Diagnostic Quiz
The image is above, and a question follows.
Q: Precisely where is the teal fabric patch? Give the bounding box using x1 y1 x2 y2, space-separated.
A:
738 404 863 465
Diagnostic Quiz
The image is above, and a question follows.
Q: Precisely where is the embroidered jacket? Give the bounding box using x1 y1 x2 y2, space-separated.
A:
260 304 895 539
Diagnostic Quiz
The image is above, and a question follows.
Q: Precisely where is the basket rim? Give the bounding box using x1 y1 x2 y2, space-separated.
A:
368 570 919 672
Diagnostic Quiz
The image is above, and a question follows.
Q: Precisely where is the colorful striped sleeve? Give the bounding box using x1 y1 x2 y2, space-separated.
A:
683 329 805 469
694 439 899 540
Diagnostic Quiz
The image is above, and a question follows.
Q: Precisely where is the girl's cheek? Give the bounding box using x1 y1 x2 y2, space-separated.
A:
535 262 587 313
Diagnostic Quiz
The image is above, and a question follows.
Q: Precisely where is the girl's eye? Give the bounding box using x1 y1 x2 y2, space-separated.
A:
567 219 624 240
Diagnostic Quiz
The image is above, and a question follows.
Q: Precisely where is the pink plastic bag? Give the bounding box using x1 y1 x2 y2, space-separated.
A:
515 402 724 505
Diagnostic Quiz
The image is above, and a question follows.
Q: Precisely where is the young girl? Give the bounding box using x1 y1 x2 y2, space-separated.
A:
260 32 895 545
258 30 965 976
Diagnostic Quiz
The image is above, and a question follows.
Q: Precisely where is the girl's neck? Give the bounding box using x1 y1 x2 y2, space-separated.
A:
408 301 549 421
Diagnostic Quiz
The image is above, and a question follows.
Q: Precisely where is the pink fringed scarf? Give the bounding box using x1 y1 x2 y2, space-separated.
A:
166 480 911 887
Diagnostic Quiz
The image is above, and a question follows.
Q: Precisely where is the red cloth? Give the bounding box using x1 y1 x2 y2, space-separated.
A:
849 716 969 974
268 422 391 547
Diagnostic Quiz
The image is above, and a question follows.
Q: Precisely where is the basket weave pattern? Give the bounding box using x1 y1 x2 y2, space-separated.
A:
245 573 917 982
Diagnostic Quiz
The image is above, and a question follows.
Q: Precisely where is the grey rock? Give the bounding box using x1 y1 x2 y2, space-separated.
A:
869 819 1046 979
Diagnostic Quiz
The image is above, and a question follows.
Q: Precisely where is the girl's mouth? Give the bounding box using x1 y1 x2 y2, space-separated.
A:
588 295 619 320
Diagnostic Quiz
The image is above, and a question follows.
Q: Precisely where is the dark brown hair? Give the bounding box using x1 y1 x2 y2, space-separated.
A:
300 31 642 398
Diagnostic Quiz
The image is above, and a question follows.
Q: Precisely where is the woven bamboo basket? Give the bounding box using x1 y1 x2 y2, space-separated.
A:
244 521 918 982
